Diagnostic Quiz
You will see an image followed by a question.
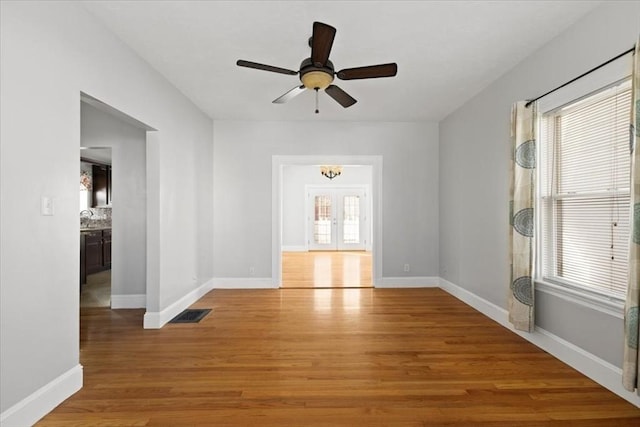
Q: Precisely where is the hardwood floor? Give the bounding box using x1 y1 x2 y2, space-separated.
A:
38 288 640 426
282 251 372 288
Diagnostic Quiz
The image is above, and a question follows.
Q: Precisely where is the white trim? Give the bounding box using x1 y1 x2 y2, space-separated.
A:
376 277 440 288
439 278 508 322
0 364 83 426
535 280 624 319
439 278 640 408
143 279 214 329
211 277 276 289
281 246 307 252
110 294 146 309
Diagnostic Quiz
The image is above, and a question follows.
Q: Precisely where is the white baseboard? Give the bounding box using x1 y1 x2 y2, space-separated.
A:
281 246 307 252
143 279 214 329
0 364 83 427
212 277 276 289
439 278 507 322
439 278 640 408
111 294 146 309
376 276 440 288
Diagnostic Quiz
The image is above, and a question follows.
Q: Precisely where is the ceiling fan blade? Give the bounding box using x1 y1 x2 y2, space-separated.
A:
337 63 398 80
325 85 357 108
311 22 336 67
272 85 306 104
237 60 298 75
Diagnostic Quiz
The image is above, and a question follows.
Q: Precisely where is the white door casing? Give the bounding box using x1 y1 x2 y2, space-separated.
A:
272 155 382 288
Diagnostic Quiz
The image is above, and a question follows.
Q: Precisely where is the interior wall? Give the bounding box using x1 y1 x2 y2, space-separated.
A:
282 165 373 249
0 1 213 416
81 101 147 298
213 120 439 281
439 0 640 368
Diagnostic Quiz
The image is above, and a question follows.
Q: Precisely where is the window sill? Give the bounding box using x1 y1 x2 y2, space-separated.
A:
534 279 625 319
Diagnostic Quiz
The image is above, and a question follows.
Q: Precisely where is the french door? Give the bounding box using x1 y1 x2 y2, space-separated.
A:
308 188 367 251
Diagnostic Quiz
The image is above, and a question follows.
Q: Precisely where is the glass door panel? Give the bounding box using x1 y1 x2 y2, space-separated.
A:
342 195 360 245
337 190 365 250
308 188 366 251
314 195 332 245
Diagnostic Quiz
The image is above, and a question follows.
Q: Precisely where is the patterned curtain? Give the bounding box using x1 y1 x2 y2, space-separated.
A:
623 40 640 394
509 101 536 332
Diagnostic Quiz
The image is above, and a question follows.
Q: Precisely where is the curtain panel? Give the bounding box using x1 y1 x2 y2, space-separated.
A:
623 40 640 394
509 101 536 332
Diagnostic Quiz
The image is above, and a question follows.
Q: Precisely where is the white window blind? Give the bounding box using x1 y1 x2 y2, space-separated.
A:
540 78 631 299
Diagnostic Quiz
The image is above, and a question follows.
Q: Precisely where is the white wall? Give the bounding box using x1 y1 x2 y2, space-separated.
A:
81 102 147 300
439 1 640 368
282 165 372 250
213 120 439 281
0 1 213 422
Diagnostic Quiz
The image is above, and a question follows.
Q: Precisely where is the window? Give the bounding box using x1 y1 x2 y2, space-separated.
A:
539 78 631 300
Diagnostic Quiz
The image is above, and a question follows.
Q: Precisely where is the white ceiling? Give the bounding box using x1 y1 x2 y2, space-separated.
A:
82 1 601 122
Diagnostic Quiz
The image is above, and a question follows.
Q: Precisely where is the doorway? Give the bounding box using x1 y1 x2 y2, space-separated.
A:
276 159 381 288
80 148 113 308
79 95 152 315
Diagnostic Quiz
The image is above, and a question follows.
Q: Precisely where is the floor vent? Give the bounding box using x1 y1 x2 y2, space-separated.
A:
169 308 211 324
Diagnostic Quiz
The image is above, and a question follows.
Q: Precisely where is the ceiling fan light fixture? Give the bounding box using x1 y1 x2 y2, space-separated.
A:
236 21 398 110
301 70 334 90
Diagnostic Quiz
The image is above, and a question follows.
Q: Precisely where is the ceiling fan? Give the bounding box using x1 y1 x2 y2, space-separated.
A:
236 22 398 113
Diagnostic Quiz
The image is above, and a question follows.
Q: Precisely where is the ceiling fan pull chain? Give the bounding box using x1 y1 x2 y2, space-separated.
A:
315 88 319 114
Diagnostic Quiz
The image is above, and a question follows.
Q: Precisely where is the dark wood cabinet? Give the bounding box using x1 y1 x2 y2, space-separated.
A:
80 233 86 285
102 229 112 268
84 231 103 274
81 229 112 283
91 164 112 207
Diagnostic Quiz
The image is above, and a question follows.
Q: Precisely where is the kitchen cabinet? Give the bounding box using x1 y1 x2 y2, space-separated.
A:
84 231 103 274
102 229 112 268
91 164 112 207
80 229 112 284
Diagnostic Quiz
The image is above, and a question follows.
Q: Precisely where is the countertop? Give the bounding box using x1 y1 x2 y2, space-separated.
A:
80 227 112 232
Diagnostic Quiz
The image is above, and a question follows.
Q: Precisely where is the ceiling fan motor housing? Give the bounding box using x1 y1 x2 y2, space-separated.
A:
299 58 334 90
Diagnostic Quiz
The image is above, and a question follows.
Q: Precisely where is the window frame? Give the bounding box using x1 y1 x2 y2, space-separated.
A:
534 55 633 317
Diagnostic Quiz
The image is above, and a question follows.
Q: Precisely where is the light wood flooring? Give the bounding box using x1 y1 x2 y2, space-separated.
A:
38 287 640 426
282 251 372 288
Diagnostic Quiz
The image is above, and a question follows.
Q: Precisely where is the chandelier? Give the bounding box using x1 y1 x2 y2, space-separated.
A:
320 165 342 180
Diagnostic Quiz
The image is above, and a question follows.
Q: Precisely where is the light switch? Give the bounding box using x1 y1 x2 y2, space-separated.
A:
41 196 54 216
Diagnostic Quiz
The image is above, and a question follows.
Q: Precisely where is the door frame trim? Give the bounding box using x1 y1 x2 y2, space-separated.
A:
272 155 383 287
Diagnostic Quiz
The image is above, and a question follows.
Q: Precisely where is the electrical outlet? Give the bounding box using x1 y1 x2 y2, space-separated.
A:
249 266 255 276
404 263 410 272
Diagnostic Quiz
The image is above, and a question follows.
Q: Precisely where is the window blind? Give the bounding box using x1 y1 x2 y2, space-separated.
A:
540 79 631 299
